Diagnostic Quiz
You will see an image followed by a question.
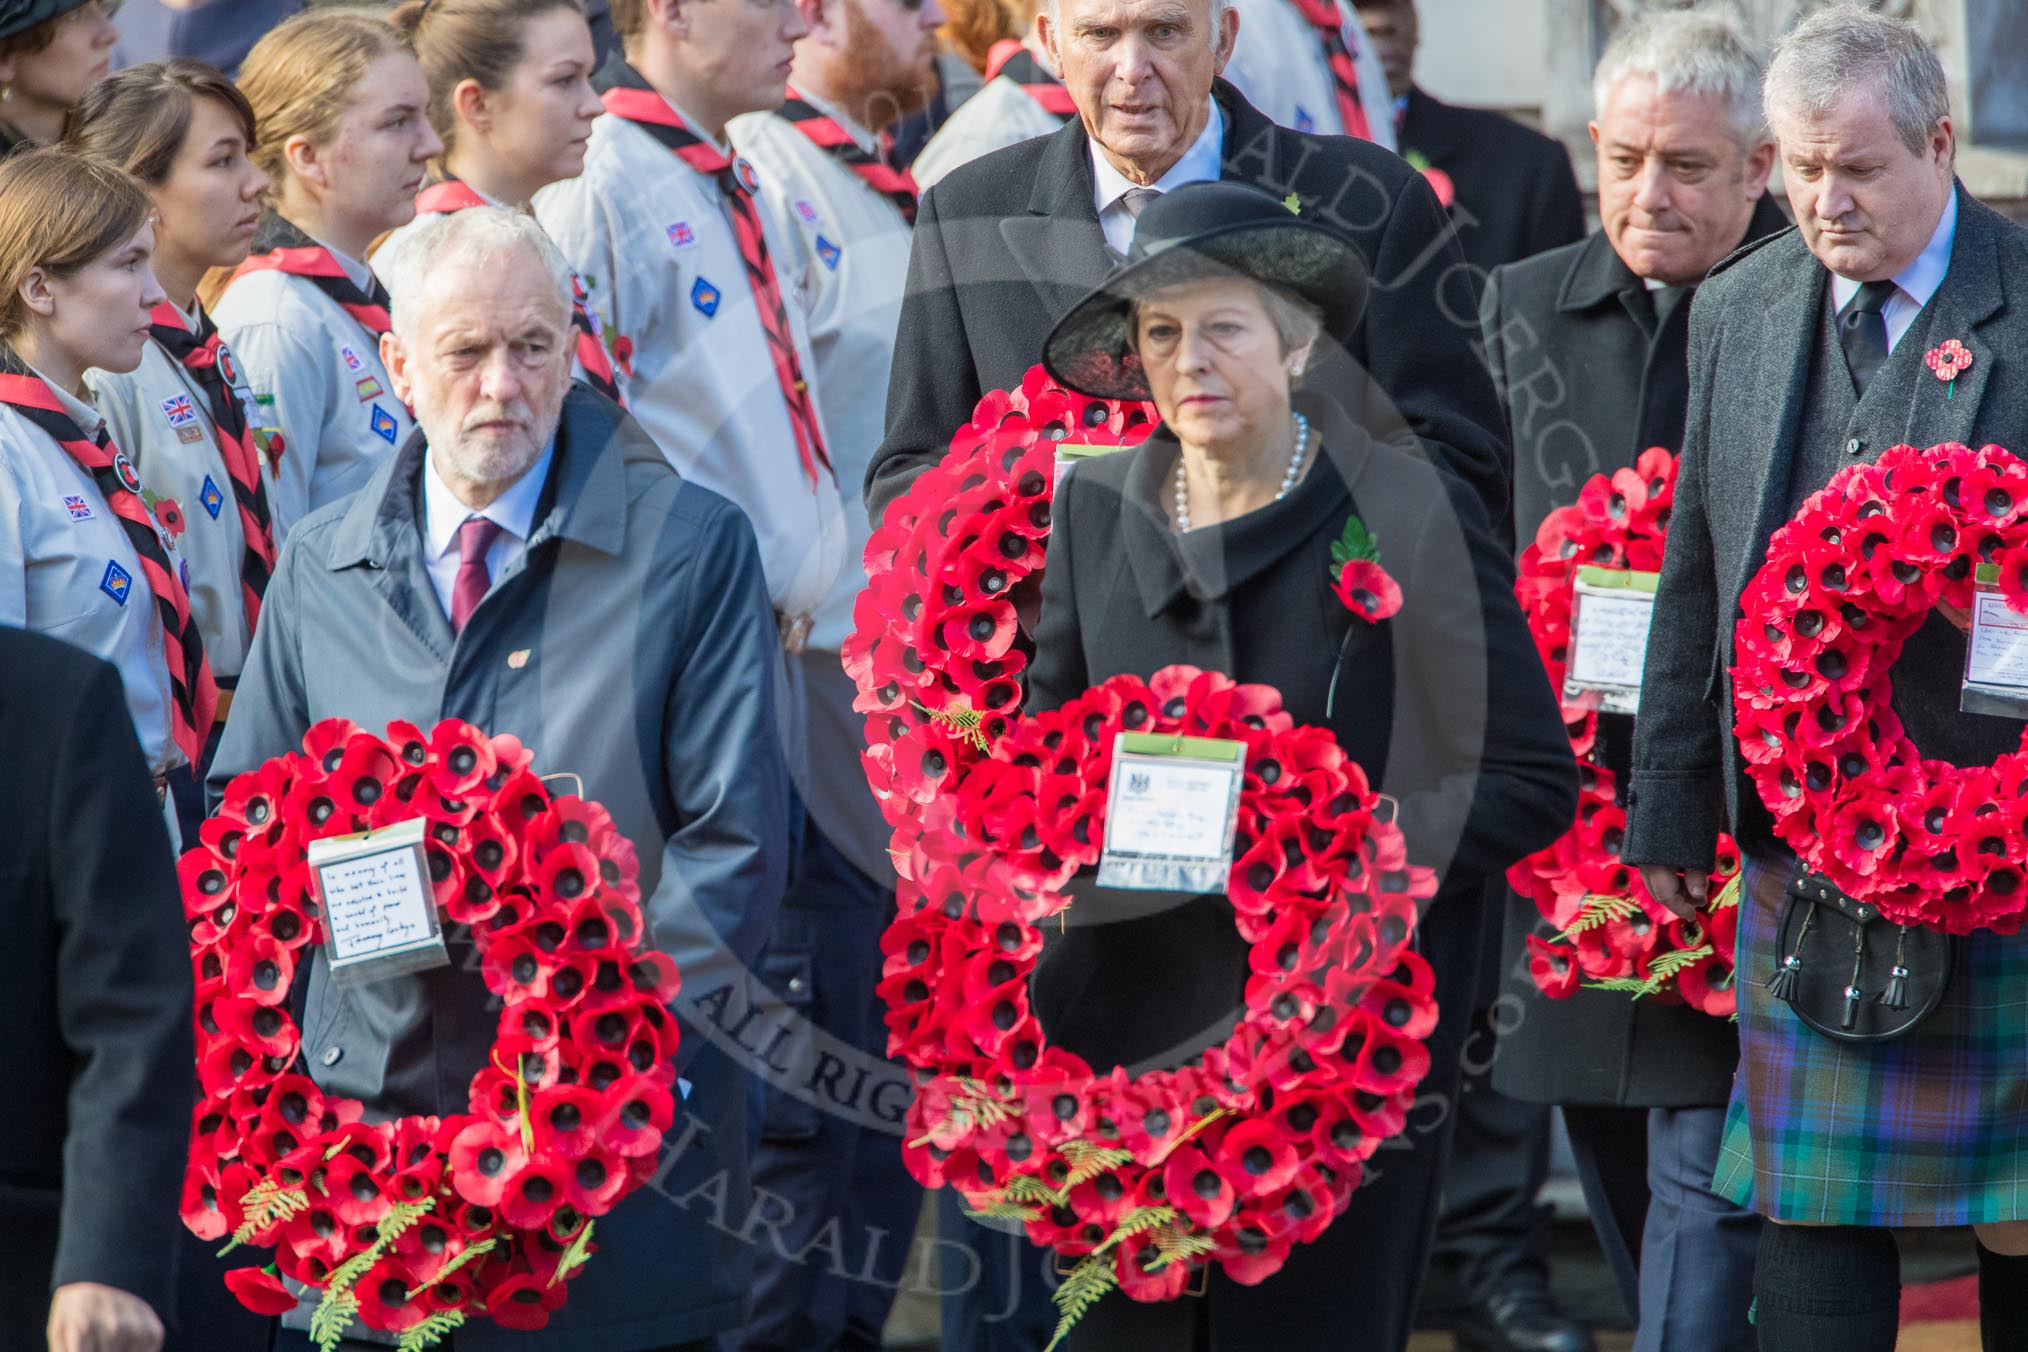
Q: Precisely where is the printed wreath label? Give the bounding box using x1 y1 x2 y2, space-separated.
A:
1732 440 2028 935
845 369 1441 1338
179 718 681 1346
1508 448 1741 1012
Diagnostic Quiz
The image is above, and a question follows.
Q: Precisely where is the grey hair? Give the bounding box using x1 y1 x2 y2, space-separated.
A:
1044 0 1233 32
1764 4 1949 160
1592 6 1767 148
382 204 574 341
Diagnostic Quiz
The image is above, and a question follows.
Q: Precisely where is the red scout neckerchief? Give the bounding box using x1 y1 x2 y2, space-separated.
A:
0 349 217 763
776 88 919 225
598 63 831 488
149 301 278 631
413 178 627 404
230 213 392 337
987 44 1076 119
1284 0 1375 141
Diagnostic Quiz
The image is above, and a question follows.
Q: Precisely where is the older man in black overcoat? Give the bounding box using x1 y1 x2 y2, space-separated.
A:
1 627 192 1352
863 0 1508 528
1626 10 2028 1350
1478 12 1783 1351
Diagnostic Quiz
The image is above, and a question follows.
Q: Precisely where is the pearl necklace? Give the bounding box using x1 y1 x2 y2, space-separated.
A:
1173 411 1310 533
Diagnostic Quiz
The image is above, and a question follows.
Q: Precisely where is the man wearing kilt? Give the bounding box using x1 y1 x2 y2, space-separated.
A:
1624 8 2028 1350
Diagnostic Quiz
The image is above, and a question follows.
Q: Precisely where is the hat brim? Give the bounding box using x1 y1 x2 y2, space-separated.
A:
1042 219 1370 403
0 0 92 42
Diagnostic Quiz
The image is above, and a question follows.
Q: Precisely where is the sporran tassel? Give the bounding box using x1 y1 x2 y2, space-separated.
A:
1879 926 1912 1011
1766 903 1814 1002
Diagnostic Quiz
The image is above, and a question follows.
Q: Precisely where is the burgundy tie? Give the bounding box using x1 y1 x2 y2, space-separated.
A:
451 516 503 633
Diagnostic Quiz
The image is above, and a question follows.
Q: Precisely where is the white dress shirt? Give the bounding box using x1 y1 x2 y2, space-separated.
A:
1830 187 1958 355
1225 0 1397 150
535 85 846 620
419 438 551 620
0 372 182 774
1091 98 1226 255
87 307 278 681
214 235 413 528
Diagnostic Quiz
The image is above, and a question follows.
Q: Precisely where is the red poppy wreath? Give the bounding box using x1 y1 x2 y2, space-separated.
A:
845 369 1439 1342
1507 449 1742 1013
179 718 681 1346
1733 441 2028 935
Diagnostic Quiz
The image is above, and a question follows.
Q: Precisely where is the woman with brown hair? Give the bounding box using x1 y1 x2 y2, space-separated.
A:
0 0 115 152
375 0 620 400
211 9 441 525
64 60 274 824
0 147 213 830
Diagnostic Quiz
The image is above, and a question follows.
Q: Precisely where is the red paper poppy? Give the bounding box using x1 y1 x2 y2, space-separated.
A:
1331 559 1402 623
486 1271 567 1329
223 1264 300 1316
446 1119 527 1207
353 1257 430 1332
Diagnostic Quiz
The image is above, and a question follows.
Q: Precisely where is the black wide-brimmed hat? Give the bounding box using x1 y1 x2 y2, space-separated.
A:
1042 180 1369 402
0 0 96 42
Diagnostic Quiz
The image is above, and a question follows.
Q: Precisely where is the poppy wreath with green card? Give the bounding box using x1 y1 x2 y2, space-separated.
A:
847 369 1441 1346
178 718 681 1347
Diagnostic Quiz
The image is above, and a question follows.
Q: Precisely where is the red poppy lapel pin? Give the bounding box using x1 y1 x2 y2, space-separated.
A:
1925 338 1973 399
1328 513 1402 623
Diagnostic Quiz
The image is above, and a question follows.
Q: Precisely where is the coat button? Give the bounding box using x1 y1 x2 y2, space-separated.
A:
786 976 808 997
321 1046 343 1067
1846 437 1863 456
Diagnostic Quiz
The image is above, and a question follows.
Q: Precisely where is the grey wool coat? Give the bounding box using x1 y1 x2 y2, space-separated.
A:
1624 184 2028 871
211 386 792 1351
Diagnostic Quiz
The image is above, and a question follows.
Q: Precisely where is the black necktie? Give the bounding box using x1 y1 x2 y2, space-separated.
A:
1839 279 1900 397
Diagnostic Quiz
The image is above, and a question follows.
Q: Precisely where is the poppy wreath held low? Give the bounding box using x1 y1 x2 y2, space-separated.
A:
887 667 1438 1337
179 718 681 1346
1507 449 1742 1013
1733 440 2028 935
847 371 1441 1340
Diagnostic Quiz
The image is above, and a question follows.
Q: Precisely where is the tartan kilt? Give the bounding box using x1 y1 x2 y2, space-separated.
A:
1713 854 2028 1225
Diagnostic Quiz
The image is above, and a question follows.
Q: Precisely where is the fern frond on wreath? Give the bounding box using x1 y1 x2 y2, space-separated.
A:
1644 945 1714 982
406 1236 498 1301
1145 1225 1217 1271
961 1197 1043 1224
1583 974 1666 999
394 1310 466 1351
1043 1251 1119 1352
1708 873 1743 911
547 1219 597 1288
308 1289 359 1352
1555 893 1641 940
1006 1175 1070 1207
217 1180 310 1257
1060 1141 1133 1189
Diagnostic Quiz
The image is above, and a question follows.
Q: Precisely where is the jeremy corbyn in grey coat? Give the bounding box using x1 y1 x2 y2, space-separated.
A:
211 208 792 1351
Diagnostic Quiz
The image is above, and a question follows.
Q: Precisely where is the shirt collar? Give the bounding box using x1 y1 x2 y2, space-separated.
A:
311 234 376 292
422 437 554 559
1088 97 1225 216
665 93 732 157
797 88 881 157
31 364 104 435
1830 187 1958 312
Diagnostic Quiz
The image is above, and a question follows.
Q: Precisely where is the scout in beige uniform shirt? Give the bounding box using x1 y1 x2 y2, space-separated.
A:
88 306 276 685
535 75 845 625
213 232 414 528
1226 0 1396 147
731 87 914 873
0 377 183 780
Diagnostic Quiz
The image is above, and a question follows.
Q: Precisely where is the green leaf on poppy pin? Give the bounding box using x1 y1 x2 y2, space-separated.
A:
1330 514 1382 571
